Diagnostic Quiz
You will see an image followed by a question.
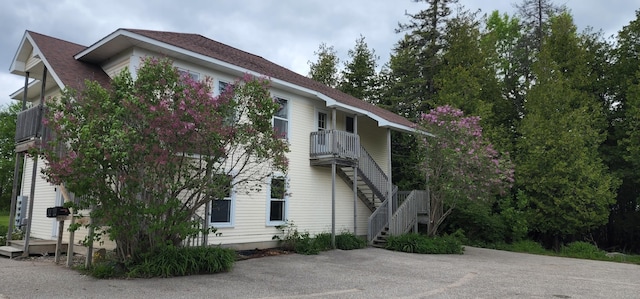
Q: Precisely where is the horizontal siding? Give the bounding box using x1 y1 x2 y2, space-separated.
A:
20 157 57 240
20 48 391 248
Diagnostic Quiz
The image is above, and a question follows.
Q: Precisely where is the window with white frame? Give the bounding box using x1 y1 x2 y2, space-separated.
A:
273 98 289 139
218 81 238 125
267 175 287 224
178 68 200 81
210 174 234 227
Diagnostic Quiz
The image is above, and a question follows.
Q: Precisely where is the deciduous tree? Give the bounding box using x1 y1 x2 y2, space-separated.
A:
39 57 289 261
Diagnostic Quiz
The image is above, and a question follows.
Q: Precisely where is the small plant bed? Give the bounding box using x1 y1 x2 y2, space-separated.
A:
385 231 465 254
273 222 367 255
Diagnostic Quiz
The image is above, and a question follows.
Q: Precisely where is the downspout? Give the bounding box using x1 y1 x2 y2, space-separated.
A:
6 72 29 245
23 67 46 255
386 128 392 234
353 115 358 235
331 108 337 248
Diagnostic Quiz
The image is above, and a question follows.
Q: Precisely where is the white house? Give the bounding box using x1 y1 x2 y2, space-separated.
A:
4 29 428 254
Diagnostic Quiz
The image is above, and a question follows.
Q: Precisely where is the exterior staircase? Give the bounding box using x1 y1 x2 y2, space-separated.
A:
309 130 429 245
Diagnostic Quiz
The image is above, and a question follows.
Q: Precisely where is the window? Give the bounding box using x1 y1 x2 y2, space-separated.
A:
273 98 289 139
346 116 355 133
210 175 234 227
267 175 287 224
218 81 237 125
178 69 200 81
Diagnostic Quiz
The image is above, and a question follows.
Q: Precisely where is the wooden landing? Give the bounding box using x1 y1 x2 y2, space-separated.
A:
0 240 68 258
0 246 22 258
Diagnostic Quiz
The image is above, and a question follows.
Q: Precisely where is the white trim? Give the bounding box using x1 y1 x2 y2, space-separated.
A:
209 174 236 228
272 96 291 140
266 173 288 226
315 108 330 131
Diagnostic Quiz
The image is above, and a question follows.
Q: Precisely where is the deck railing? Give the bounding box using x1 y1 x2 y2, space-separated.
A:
15 105 44 143
310 130 360 161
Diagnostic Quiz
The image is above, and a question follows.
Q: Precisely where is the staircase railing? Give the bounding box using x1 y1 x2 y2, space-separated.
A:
357 146 389 202
182 213 207 247
367 198 389 242
390 190 427 235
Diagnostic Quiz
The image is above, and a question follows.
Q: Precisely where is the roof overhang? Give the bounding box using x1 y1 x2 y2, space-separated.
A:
76 29 421 134
9 31 66 101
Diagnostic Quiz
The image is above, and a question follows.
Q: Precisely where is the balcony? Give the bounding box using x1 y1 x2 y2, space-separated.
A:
15 105 53 153
309 130 360 166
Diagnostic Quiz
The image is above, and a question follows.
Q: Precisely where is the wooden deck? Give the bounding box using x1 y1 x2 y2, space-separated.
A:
0 239 68 258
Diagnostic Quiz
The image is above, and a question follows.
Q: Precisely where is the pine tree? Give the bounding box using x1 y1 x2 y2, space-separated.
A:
338 35 379 102
308 43 340 88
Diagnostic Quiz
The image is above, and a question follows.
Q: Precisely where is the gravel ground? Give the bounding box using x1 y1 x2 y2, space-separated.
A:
0 246 639 299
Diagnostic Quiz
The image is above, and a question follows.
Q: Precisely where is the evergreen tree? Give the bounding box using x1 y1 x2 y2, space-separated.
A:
516 14 617 247
338 35 379 102
603 10 640 252
308 43 340 88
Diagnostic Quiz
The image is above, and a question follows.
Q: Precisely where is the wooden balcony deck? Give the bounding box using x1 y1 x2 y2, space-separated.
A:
309 130 360 167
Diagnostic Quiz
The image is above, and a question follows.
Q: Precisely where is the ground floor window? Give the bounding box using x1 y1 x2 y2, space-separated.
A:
210 175 234 227
267 175 287 225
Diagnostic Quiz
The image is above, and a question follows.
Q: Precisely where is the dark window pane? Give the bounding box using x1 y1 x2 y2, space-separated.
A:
271 177 285 199
346 116 354 133
211 199 231 223
274 119 288 138
275 98 288 118
270 200 284 221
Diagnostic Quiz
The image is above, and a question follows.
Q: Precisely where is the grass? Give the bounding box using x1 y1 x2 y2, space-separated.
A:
0 213 9 227
493 240 640 265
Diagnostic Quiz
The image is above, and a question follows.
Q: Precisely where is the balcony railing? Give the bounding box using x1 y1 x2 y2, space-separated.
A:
15 105 44 143
309 130 360 161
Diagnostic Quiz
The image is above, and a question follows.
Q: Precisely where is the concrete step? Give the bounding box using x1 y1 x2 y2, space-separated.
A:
0 245 23 259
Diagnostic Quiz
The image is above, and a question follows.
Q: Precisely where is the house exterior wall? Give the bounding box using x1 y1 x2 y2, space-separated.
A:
17 45 393 250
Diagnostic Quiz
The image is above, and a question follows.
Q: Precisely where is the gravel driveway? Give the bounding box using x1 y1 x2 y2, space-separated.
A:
1 246 638 298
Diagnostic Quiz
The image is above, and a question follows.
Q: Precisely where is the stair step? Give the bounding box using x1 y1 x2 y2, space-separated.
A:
0 245 23 259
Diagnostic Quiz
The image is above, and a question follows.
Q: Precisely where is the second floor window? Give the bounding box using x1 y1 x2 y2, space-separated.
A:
273 98 289 139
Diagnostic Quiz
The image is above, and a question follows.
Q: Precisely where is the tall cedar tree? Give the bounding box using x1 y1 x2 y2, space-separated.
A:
381 0 459 190
308 43 340 88
603 10 640 252
338 35 379 102
516 14 617 248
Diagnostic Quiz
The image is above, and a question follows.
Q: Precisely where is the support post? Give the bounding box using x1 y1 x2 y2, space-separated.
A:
386 128 392 234
331 108 337 248
8 72 29 245
23 67 46 256
6 153 22 245
352 115 358 235
55 219 64 264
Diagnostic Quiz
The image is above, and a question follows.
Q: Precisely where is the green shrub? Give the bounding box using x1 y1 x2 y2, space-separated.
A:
561 242 607 259
508 240 548 254
335 232 367 250
0 225 23 245
293 232 321 255
386 231 464 254
313 233 333 251
126 245 235 278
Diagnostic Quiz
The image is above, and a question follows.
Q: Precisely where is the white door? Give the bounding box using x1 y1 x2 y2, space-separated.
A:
316 111 330 153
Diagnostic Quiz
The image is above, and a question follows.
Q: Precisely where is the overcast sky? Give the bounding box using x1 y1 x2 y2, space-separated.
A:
1 0 637 107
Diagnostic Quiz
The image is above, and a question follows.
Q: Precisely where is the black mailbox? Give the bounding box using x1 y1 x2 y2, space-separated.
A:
46 206 70 218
